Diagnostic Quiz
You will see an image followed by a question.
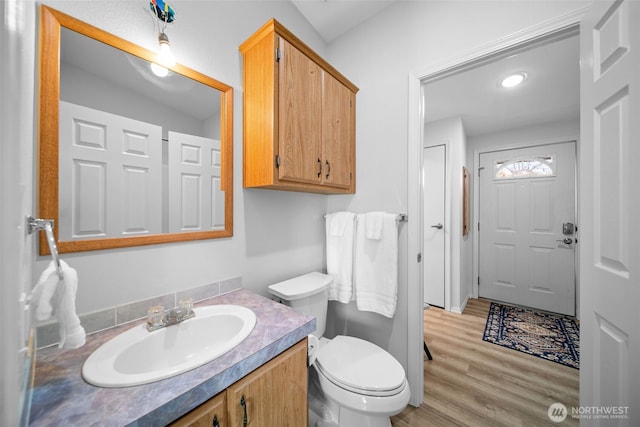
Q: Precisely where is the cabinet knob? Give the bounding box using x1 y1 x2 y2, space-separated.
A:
212 414 219 427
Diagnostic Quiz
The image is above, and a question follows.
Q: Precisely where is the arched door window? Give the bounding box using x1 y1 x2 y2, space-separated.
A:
494 155 555 180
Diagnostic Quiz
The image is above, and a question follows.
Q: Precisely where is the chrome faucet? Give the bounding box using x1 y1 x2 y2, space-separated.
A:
146 298 195 332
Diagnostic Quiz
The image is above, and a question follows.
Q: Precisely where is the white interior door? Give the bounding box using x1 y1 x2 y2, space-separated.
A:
59 101 162 240
580 0 640 419
168 131 225 232
478 142 576 315
423 145 445 307
1 5 36 423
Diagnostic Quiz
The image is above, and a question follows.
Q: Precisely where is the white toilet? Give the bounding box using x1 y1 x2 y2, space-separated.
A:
268 272 410 427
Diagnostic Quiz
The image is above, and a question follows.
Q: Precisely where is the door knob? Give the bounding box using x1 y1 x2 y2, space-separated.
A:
430 223 443 229
556 237 573 245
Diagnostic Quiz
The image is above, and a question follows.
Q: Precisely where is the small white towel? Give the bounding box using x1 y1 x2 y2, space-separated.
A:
325 211 356 303
365 211 385 240
354 213 399 318
31 260 86 350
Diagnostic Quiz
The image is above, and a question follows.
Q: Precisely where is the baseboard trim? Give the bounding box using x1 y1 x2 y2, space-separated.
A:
451 295 470 314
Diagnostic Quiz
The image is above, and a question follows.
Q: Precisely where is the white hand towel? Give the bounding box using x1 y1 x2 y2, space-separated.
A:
31 261 59 321
31 260 86 349
365 211 385 240
325 211 356 303
328 211 349 236
354 213 398 318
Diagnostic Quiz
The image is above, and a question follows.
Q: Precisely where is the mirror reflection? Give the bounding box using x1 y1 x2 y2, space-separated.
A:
39 6 233 254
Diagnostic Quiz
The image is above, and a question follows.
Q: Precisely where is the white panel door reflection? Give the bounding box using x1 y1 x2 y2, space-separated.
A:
168 131 224 233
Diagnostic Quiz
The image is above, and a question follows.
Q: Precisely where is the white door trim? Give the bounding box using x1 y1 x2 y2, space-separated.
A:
406 7 588 407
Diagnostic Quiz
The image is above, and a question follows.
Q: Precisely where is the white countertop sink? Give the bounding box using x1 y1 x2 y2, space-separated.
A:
82 304 256 387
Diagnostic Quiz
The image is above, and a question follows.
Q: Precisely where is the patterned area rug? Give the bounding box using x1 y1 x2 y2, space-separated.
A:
482 302 580 369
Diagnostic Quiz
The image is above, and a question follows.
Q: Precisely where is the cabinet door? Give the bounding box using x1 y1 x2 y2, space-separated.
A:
169 391 226 427
322 74 354 189
227 339 308 427
278 38 323 185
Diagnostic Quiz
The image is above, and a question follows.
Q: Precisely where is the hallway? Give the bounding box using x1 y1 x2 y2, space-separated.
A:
392 299 579 426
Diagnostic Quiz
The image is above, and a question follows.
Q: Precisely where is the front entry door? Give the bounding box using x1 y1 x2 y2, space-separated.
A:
423 145 445 307
479 141 576 315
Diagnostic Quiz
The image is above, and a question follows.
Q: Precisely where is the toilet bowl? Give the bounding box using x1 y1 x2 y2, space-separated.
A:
267 272 410 427
310 335 410 427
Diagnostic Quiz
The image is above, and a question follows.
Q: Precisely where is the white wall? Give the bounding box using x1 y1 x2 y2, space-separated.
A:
467 119 580 165
424 116 470 313
61 63 211 138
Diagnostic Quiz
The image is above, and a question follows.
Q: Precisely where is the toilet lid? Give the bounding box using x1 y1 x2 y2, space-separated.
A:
315 335 406 396
268 272 332 300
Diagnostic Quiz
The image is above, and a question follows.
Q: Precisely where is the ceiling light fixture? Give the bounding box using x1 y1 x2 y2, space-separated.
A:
150 32 176 77
157 31 176 67
149 0 176 77
499 72 527 88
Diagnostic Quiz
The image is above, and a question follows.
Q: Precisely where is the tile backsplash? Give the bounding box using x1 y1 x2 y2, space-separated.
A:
36 277 241 349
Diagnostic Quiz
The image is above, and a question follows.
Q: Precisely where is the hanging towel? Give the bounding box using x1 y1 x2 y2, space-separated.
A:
31 260 86 350
365 211 385 239
354 212 399 318
325 211 356 303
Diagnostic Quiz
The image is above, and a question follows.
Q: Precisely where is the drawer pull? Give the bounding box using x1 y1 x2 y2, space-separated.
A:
240 395 248 427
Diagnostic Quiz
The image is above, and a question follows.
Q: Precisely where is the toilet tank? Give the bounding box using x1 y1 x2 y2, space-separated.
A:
267 272 332 337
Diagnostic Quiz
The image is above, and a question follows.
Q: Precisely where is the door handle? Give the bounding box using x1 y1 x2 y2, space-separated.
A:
557 238 573 245
430 223 443 229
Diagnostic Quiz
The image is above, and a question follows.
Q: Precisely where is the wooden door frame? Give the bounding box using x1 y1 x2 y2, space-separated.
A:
406 7 588 407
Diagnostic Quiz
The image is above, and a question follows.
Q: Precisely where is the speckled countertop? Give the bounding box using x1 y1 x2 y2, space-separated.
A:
29 289 314 426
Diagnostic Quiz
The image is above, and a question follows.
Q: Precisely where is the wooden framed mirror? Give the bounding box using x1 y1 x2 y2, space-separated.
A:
38 5 233 254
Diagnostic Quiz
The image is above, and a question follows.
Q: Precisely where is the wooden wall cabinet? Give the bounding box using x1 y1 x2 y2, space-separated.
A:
240 19 358 194
170 339 308 427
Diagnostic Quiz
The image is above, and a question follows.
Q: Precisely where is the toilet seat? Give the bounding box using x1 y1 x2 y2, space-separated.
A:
315 335 407 397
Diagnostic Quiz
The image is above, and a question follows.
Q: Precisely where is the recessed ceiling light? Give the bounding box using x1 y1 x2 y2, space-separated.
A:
499 72 527 88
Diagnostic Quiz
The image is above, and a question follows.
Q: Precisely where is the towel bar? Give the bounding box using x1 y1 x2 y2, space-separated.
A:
324 212 408 221
27 215 63 279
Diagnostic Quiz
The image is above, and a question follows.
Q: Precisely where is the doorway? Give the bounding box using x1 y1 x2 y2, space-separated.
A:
406 9 586 408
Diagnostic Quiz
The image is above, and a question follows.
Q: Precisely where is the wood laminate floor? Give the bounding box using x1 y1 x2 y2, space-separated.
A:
391 298 579 426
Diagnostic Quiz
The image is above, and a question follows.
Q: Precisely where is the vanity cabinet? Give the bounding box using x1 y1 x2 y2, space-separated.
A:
170 339 308 426
240 19 358 194
227 338 308 425
169 392 226 427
